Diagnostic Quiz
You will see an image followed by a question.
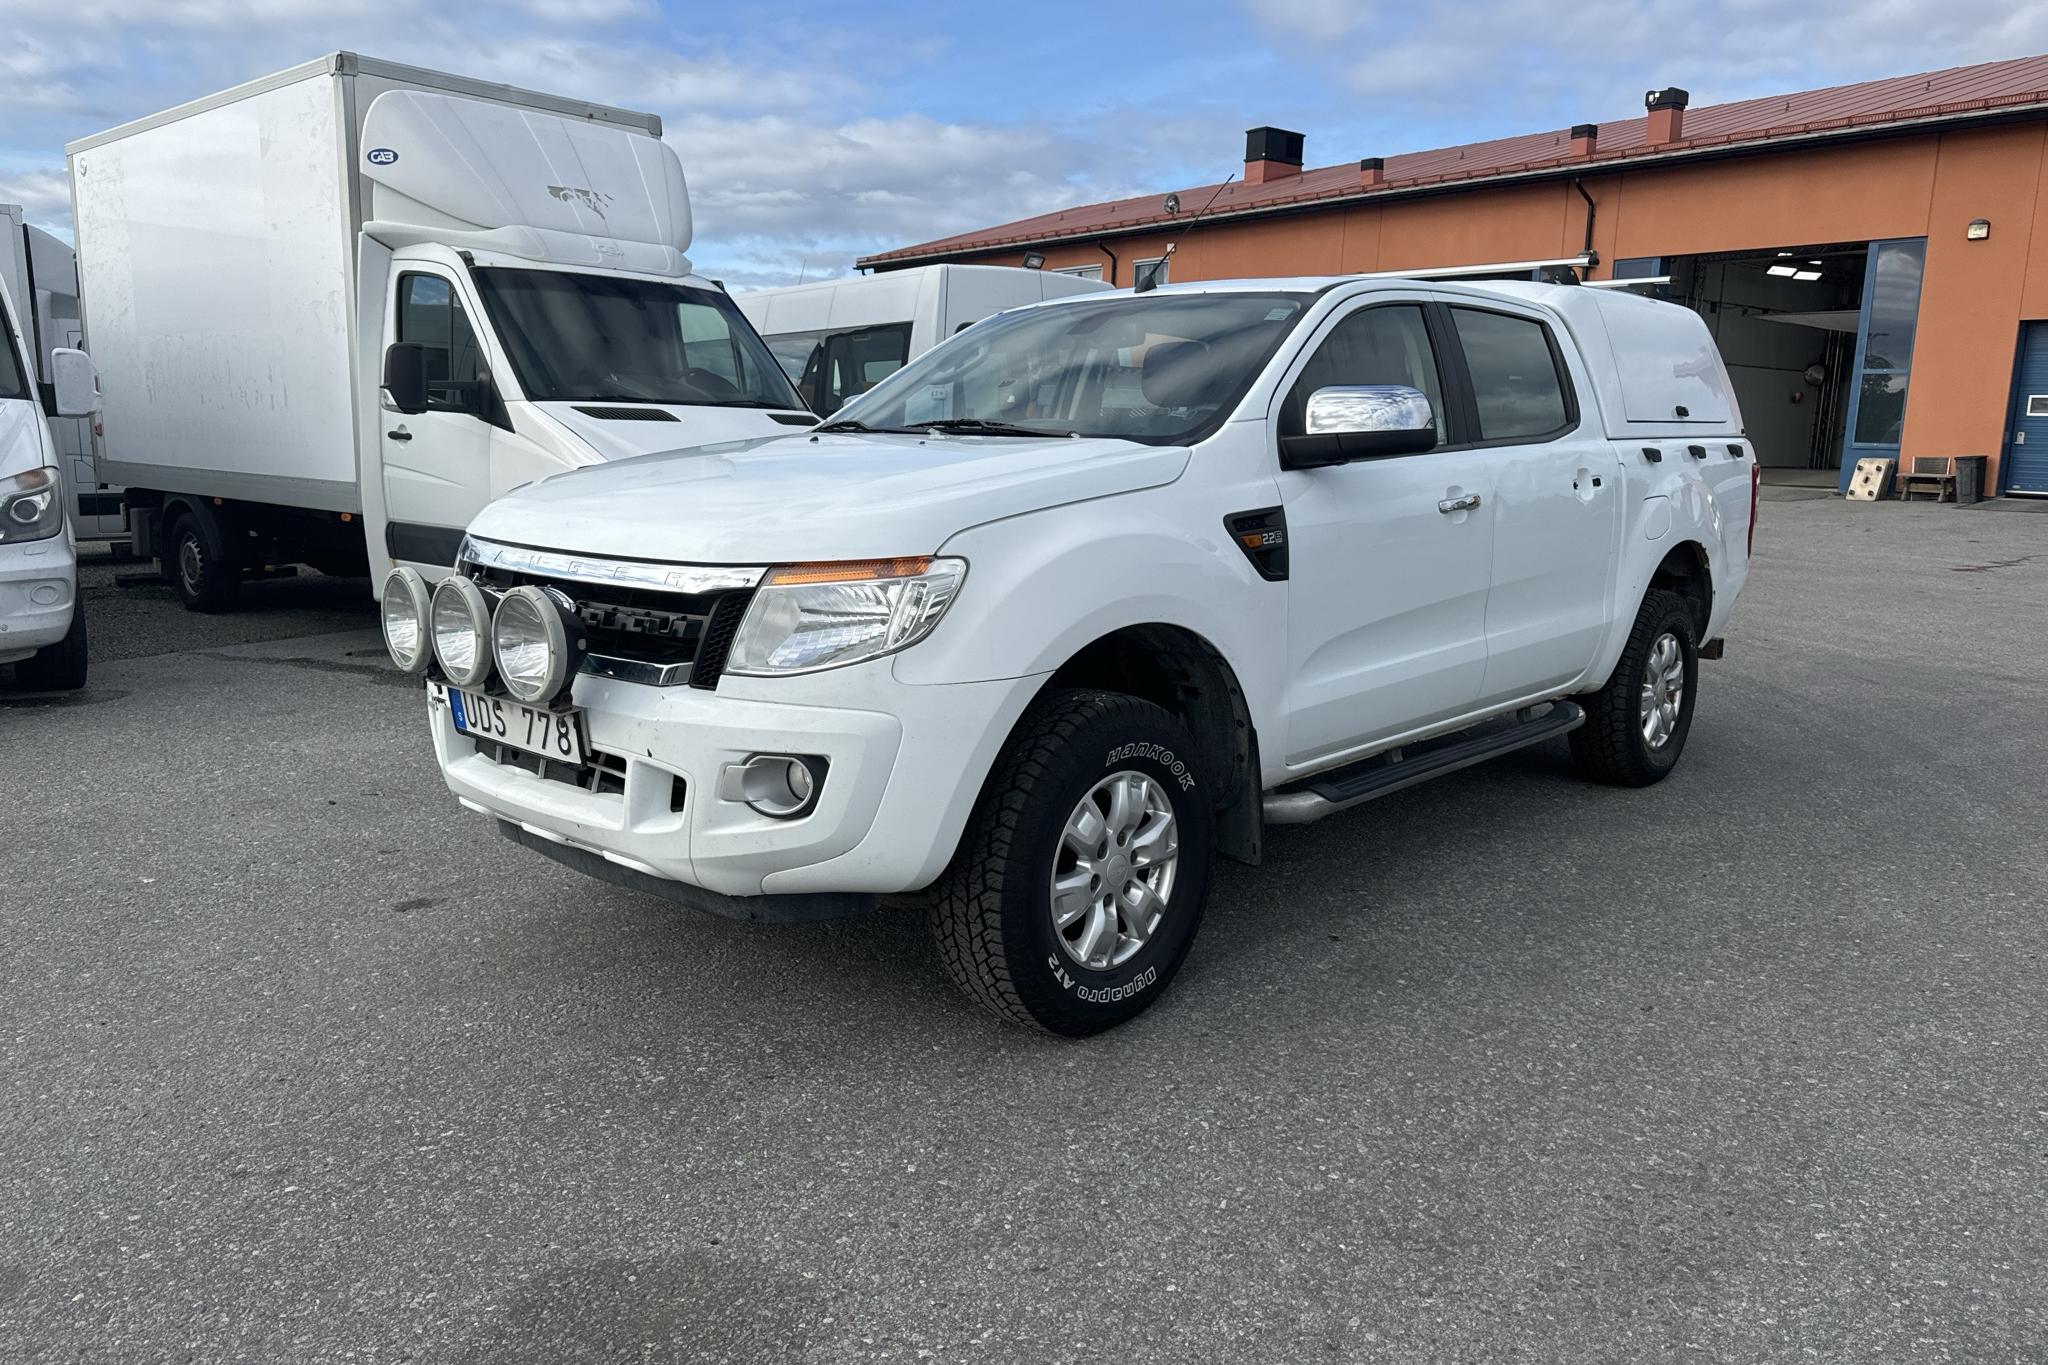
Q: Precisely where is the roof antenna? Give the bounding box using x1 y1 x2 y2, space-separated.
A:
1135 173 1235 293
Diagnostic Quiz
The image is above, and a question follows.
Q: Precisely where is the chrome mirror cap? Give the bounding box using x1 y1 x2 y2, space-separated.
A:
1304 384 1434 436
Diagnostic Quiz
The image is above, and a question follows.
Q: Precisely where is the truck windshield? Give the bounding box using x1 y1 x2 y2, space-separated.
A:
472 268 805 411
830 291 1311 445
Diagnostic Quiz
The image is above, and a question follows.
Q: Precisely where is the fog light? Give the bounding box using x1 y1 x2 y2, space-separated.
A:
381 567 434 674
492 584 582 705
719 753 827 819
430 575 494 689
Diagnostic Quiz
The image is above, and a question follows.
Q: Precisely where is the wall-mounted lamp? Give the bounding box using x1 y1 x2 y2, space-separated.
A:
1021 251 1046 269
1967 218 1991 241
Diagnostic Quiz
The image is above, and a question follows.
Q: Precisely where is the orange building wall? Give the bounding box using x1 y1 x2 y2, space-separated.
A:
959 120 2048 490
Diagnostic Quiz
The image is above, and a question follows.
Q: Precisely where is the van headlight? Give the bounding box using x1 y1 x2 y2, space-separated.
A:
726 556 965 676
380 567 434 674
0 468 64 544
431 576 495 688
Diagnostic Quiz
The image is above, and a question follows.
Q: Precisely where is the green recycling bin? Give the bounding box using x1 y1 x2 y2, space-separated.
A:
1955 455 1987 505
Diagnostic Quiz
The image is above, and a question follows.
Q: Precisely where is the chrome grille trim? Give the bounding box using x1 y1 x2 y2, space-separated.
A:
460 536 765 594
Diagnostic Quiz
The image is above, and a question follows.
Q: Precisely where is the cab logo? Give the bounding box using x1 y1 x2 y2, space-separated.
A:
367 148 399 166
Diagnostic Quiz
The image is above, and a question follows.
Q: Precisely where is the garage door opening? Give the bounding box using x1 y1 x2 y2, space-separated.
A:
1664 244 1870 483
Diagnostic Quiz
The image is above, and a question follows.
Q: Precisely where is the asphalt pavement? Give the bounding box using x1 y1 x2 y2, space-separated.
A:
3 496 2045 1363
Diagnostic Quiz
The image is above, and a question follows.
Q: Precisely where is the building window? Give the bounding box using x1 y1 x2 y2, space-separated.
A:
1133 257 1169 290
1053 264 1102 280
1850 238 1925 447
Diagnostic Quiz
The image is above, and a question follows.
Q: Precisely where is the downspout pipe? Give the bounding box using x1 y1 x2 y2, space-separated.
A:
1098 241 1120 287
1573 178 1596 258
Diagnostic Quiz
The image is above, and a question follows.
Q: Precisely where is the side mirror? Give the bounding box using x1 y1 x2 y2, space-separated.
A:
382 342 430 414
1280 384 1436 469
50 348 100 418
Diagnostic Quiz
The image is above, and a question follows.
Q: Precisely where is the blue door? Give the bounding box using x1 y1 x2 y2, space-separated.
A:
2003 322 2048 496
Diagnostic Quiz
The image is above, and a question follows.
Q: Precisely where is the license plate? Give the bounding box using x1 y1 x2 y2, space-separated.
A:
445 686 588 764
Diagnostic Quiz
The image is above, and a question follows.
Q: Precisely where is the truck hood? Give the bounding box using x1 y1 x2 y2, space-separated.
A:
526 401 813 462
466 430 1191 563
0 398 51 480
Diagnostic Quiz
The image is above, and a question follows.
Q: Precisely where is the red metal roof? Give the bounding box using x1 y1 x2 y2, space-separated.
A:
859 53 2048 267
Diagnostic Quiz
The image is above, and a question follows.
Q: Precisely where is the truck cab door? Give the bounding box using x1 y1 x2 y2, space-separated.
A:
1432 299 1620 703
379 267 494 569
1275 299 1497 766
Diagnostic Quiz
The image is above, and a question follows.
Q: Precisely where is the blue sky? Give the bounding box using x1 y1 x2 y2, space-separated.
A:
5 0 2047 287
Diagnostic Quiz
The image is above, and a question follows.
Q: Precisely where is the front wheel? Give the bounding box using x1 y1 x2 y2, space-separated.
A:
13 595 87 691
1570 588 1699 786
927 689 1215 1036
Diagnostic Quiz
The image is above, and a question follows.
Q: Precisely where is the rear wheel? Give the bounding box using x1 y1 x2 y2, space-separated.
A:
14 595 87 691
928 689 1215 1035
168 510 241 613
1570 588 1699 786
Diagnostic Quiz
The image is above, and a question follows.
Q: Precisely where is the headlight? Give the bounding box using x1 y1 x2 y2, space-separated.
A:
430 576 494 688
727 556 965 676
380 567 434 674
492 584 582 705
0 468 64 544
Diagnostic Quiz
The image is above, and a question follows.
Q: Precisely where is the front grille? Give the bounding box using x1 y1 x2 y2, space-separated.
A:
467 561 753 689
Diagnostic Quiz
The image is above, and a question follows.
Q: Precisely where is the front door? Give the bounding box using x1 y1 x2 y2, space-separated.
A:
380 267 494 568
1278 300 1495 766
2003 321 2048 496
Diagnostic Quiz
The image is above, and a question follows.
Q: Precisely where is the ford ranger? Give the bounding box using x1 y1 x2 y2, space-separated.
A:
381 277 1758 1035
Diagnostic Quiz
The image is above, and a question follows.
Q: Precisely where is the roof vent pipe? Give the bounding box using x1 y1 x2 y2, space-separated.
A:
1570 123 1599 157
1358 156 1385 188
1645 88 1688 145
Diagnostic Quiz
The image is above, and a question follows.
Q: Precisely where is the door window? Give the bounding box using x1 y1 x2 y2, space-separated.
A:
820 324 912 414
1282 303 1446 438
1449 308 1570 441
396 273 485 414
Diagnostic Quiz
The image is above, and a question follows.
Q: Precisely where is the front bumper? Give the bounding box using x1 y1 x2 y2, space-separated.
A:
0 535 76 664
429 660 1046 903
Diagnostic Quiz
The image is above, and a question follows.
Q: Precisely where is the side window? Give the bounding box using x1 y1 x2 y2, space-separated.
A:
821 325 911 414
1282 303 1445 437
1450 307 1570 440
396 273 484 414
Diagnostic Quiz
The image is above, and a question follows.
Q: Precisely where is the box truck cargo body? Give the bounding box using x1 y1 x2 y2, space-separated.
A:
738 264 1109 415
68 52 813 611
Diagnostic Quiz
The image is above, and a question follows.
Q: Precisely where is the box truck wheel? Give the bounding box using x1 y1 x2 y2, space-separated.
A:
14 595 88 691
168 508 242 613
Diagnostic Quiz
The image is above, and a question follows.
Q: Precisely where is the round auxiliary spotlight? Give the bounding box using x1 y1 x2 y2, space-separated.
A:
380 567 434 674
430 575 495 689
492 585 581 706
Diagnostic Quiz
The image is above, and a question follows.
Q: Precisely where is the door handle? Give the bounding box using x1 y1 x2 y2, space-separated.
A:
1438 493 1481 513
387 427 413 442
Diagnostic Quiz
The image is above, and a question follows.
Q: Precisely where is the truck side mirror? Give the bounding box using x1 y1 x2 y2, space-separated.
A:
1280 384 1437 469
49 348 101 418
382 342 430 414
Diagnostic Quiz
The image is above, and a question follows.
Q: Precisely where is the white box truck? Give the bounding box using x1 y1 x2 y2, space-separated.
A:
737 264 1107 415
68 52 815 612
1 206 109 540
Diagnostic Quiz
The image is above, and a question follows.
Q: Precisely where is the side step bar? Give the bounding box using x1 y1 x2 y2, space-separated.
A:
1262 702 1585 826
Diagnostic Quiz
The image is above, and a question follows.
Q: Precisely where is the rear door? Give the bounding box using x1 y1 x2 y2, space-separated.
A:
1434 297 1621 702
1275 297 1499 765
380 263 493 568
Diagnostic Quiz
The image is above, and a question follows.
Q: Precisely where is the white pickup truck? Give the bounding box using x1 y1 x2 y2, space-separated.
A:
383 276 1758 1034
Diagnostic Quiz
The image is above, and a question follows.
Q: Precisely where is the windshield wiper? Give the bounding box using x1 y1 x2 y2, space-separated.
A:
814 418 892 433
916 418 1068 438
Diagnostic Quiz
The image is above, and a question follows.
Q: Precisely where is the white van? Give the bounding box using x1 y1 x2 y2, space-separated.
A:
0 206 109 541
0 272 101 689
70 54 815 612
737 265 1108 415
